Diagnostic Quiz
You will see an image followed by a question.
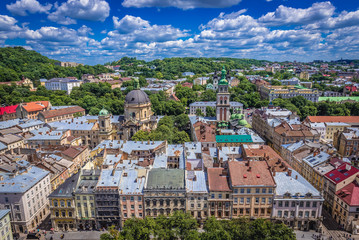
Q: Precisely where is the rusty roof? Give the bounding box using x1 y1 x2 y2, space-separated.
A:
228 161 275 187
207 168 231 192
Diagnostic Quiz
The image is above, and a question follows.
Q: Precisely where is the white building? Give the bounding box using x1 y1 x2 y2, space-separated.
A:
45 78 82 94
272 170 324 231
0 166 51 233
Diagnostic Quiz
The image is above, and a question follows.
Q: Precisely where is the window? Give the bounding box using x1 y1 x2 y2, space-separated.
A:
285 201 289 207
234 198 238 204
311 211 316 217
305 211 309 217
211 194 215 199
240 188 245 194
131 205 134 209
268 189 273 194
191 204 194 208
298 211 303 218
67 201 71 207
69 212 72 217
247 189 251 194
306 202 310 208
139 205 142 209
130 197 134 201
60 201 65 207
261 198 266 204
62 211 66 217
240 198 244 204
138 196 142 201
218 194 222 199
300 202 304 207
123 197 126 201
278 201 283 207
278 210 282 217
262 188 266 194
246 198 251 204
255 198 259 204
82 196 87 200
234 189 238 194
313 202 317 208
55 211 59 217
54 200 58 207
291 201 295 207
256 188 260 193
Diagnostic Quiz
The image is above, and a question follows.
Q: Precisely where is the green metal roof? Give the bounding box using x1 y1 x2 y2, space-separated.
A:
146 169 185 189
216 135 253 143
318 97 359 102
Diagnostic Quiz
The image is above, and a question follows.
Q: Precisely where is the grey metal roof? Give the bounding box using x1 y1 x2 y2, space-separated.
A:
0 210 9 220
125 89 150 105
49 173 80 198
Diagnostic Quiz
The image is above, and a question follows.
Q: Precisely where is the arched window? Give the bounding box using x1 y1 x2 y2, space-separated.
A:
144 111 147 118
224 96 227 104
220 96 223 104
220 108 223 121
132 112 136 118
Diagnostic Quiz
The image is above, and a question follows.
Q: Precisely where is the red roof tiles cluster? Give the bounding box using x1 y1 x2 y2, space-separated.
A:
228 161 275 187
325 163 359 184
336 180 359 206
0 105 18 116
22 101 50 112
307 116 359 123
40 106 85 119
207 168 231 192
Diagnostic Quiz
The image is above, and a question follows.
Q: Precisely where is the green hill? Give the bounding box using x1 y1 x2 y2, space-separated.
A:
0 47 111 82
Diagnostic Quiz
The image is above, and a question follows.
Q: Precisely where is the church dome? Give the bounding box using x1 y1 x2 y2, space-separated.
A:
125 89 150 105
99 107 109 116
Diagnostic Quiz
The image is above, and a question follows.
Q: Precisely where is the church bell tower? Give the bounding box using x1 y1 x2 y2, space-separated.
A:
216 66 230 122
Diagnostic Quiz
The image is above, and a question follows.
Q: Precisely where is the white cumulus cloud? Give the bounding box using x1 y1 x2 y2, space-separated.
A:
122 0 242 10
6 0 52 16
48 0 110 25
258 1 335 26
113 15 150 33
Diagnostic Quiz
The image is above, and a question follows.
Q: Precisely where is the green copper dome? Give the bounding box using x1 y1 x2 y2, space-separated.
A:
99 107 109 116
218 66 228 85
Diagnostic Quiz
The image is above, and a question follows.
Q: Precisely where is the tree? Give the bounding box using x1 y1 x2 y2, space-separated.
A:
201 90 216 101
206 106 216 117
195 108 204 116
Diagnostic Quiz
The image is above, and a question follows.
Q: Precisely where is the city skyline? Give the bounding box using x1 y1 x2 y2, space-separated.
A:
0 0 359 65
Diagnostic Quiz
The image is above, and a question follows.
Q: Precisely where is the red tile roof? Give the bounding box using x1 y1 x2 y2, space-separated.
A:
62 146 87 159
207 168 231 192
325 163 359 184
193 121 216 143
40 106 85 119
0 105 18 116
22 101 49 112
336 180 359 206
228 161 275 187
307 116 359 123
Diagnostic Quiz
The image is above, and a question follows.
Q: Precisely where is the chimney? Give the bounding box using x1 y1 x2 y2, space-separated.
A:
273 171 276 176
345 164 351 171
221 169 228 176
295 175 298 180
288 169 292 177
248 166 252 172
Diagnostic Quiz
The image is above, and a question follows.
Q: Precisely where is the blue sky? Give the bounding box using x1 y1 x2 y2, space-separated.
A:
0 0 359 65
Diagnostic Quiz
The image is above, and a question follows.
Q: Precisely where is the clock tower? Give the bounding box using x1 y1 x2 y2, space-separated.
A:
216 66 230 122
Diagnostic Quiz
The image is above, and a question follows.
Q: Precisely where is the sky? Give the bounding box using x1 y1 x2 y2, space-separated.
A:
0 0 359 65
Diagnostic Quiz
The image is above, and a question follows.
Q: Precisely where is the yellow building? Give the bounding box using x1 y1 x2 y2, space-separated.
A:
0 210 13 240
49 174 79 231
324 122 349 142
228 161 275 219
74 169 100 230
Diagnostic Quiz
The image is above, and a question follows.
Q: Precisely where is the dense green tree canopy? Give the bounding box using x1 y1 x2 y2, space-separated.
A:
100 211 296 240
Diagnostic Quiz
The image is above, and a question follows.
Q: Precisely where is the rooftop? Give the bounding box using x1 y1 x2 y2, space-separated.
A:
40 106 85 119
274 170 321 198
186 170 208 193
207 168 231 192
0 105 18 116
0 166 49 193
325 163 359 184
146 168 185 189
49 173 80 198
216 135 253 143
97 168 122 188
228 161 275 187
336 179 359 206
307 116 359 123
